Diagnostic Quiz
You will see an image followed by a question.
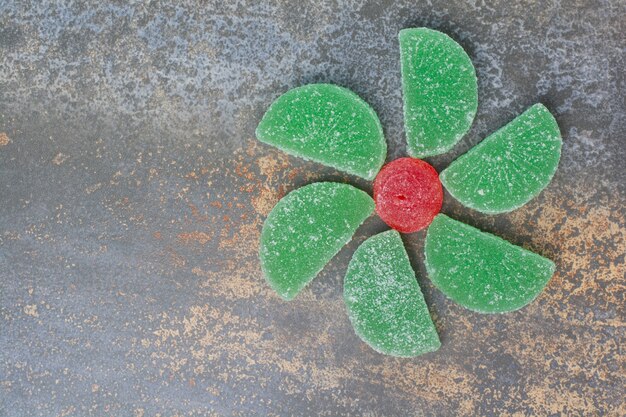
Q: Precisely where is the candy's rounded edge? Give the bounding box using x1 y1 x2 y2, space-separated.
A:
424 214 557 313
439 104 563 214
260 182 375 301
258 182 310 301
474 263 556 313
399 28 478 158
321 83 388 180
458 259 555 313
255 83 387 181
344 230 441 357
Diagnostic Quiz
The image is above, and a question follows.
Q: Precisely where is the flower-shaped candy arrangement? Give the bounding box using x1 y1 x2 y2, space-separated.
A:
255 28 561 357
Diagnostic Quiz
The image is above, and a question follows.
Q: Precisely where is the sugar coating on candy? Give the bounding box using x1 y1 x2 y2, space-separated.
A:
256 84 387 180
399 28 478 158
374 158 442 233
440 104 562 214
344 230 441 357
425 214 555 313
260 182 374 300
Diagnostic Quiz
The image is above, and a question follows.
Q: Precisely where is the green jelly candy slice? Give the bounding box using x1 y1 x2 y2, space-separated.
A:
260 182 374 300
344 230 441 357
399 28 478 158
425 214 555 313
256 84 387 180
440 104 562 213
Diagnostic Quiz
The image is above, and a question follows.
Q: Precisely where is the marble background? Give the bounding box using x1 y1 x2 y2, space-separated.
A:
1 1 624 415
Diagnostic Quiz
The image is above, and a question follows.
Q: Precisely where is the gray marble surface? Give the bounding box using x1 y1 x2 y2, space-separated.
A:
1 1 624 415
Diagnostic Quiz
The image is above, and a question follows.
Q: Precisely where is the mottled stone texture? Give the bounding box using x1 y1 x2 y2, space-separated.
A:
0 1 624 416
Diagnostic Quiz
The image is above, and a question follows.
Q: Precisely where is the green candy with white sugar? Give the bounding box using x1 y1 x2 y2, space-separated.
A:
256 84 387 180
440 104 562 213
399 28 478 158
425 214 555 313
344 230 440 357
260 182 374 300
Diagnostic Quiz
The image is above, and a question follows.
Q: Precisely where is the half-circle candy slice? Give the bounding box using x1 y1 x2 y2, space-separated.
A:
440 104 562 214
399 28 478 158
425 214 555 313
256 84 387 180
260 182 374 300
344 230 441 357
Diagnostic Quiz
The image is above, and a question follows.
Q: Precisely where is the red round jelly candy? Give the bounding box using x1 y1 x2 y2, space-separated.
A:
374 158 443 233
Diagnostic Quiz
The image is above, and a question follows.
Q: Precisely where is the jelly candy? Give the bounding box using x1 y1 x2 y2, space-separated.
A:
440 104 562 213
260 182 374 300
344 230 441 356
256 84 387 180
425 214 555 313
374 157 443 233
255 28 563 356
399 28 478 158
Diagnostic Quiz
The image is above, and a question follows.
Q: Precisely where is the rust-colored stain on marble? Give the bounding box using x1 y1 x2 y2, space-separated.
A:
0 132 10 147
177 231 213 245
